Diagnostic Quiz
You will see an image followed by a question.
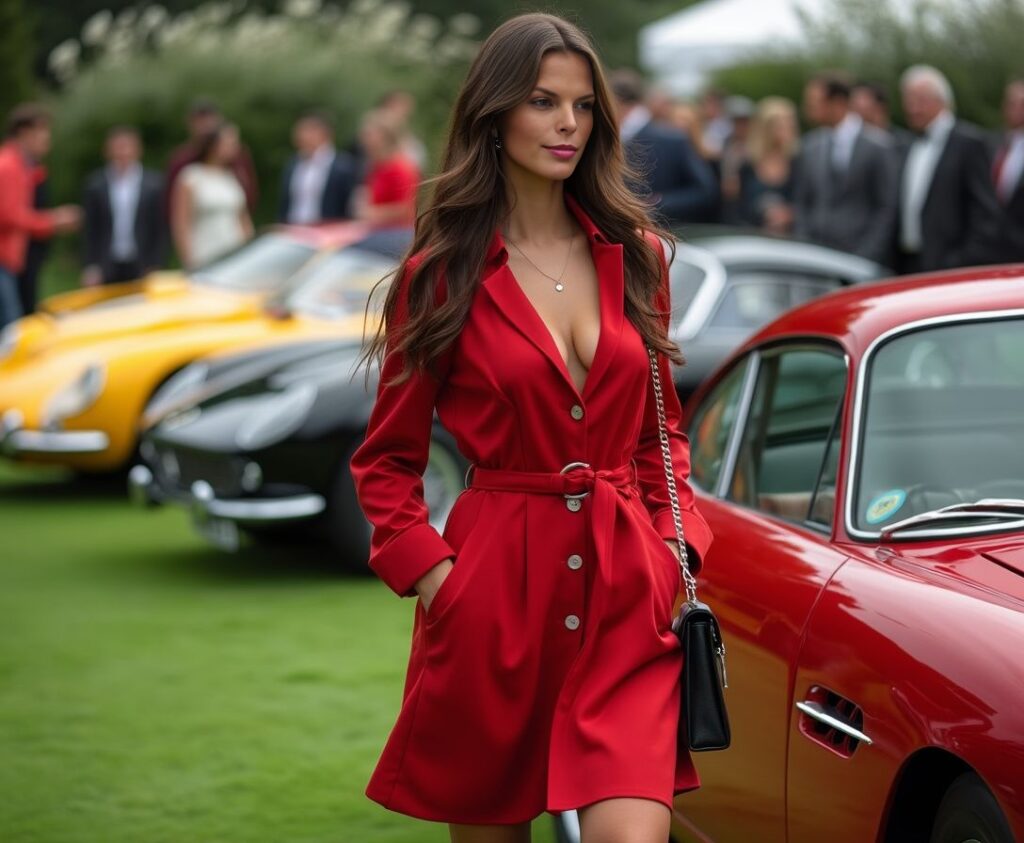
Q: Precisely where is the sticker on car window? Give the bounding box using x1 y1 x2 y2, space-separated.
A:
865 489 907 524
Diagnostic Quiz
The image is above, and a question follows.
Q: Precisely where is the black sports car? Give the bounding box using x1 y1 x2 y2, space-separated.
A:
131 339 467 573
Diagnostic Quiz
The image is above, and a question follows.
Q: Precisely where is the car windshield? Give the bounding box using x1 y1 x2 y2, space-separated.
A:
853 316 1024 534
282 248 396 319
190 234 317 292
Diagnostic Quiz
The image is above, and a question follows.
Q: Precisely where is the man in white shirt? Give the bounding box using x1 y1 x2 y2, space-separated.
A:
994 77 1024 260
793 70 897 266
81 126 166 286
279 111 356 225
895 65 1002 272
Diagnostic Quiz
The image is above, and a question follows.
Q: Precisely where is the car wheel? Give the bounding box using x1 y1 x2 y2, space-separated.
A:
929 772 1014 843
326 426 467 575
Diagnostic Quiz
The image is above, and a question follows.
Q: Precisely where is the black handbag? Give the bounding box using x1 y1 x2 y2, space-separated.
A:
646 344 731 752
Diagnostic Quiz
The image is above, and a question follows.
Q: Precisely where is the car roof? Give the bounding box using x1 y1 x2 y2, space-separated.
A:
747 263 1024 353
269 221 374 248
673 226 886 282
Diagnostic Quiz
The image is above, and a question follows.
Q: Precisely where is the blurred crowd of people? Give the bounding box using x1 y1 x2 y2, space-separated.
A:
0 91 425 328
609 64 1024 277
2 63 1024 330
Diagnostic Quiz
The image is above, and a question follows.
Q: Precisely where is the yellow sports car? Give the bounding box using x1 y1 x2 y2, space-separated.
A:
0 227 396 473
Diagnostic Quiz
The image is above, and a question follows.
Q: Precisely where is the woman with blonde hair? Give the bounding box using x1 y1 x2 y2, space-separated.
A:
349 11 713 843
735 96 800 233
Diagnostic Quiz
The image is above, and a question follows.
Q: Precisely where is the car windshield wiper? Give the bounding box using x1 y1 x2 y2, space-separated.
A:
879 498 1024 539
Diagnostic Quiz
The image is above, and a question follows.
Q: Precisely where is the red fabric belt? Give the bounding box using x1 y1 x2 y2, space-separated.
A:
465 460 639 497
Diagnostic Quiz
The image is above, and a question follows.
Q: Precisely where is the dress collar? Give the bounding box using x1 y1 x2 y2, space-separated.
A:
484 192 610 267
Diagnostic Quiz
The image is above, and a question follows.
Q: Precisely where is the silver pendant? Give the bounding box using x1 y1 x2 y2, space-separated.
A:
555 283 564 292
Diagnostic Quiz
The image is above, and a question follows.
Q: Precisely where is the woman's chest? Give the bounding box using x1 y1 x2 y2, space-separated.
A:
504 250 602 394
441 266 650 420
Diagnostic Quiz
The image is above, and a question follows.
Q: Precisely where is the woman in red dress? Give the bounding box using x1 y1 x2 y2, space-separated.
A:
350 13 713 842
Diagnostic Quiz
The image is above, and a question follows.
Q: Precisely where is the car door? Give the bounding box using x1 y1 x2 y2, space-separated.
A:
673 342 853 843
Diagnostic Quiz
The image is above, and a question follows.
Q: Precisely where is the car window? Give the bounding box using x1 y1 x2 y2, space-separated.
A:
853 316 1024 533
708 273 843 331
709 280 789 330
191 234 317 292
728 346 847 527
282 248 395 318
789 278 844 307
688 359 749 492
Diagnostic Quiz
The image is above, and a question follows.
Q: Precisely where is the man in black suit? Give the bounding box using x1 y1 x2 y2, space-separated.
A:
81 126 166 286
279 111 357 225
993 78 1024 260
793 70 898 267
609 69 718 225
895 65 1003 273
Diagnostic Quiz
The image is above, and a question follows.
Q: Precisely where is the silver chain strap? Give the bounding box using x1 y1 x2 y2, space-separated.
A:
646 343 699 606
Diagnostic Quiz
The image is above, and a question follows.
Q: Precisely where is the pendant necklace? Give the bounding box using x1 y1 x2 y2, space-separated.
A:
505 230 575 292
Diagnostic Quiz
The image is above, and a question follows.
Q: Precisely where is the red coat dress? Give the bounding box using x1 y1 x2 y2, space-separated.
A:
349 192 714 825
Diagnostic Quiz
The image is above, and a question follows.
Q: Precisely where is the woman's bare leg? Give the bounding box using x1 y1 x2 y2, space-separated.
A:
449 820 532 843
577 797 672 843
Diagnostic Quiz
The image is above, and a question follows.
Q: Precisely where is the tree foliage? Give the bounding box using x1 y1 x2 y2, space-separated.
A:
0 0 36 117
30 0 693 79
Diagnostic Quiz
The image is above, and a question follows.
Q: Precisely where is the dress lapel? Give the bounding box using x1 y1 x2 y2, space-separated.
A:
479 193 624 401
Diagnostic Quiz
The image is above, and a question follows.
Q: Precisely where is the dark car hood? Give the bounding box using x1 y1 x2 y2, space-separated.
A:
144 339 352 428
147 341 373 453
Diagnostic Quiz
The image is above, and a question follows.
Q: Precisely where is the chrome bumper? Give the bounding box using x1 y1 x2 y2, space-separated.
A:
0 408 109 456
128 464 325 523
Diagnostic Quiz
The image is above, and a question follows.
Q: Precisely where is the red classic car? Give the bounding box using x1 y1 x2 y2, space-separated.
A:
669 266 1024 842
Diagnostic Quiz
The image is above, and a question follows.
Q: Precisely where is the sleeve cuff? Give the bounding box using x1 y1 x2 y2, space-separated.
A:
369 522 457 598
651 506 713 576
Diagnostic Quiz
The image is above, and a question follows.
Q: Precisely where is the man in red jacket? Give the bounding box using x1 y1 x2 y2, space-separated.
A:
0 104 81 328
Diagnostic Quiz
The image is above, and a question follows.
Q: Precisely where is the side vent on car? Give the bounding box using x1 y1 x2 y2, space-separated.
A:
796 685 872 758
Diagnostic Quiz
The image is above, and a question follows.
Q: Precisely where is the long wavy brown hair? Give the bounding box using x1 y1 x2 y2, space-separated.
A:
355 12 681 388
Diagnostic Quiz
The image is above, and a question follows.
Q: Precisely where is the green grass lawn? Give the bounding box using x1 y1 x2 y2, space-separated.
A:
0 461 559 842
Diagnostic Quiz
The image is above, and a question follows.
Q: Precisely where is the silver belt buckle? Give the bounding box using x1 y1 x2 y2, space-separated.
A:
560 461 591 499
464 463 475 489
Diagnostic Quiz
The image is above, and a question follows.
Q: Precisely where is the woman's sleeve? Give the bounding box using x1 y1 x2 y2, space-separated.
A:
348 256 457 597
632 232 714 574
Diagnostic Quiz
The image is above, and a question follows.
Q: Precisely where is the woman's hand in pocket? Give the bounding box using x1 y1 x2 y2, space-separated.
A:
415 557 455 614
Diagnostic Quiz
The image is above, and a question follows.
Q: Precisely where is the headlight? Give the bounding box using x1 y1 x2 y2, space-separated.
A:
42 363 106 426
0 324 17 362
145 362 211 420
235 382 318 451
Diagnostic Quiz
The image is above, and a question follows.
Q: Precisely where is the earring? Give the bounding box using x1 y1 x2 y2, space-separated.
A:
493 135 502 149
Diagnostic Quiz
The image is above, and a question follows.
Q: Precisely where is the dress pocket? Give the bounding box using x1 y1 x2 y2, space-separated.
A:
423 560 461 622
638 507 684 603
423 490 484 625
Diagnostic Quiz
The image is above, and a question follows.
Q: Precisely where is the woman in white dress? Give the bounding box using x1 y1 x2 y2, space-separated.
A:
170 122 253 270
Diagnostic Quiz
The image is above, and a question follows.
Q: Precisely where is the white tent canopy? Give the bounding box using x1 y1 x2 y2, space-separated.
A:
639 0 830 96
